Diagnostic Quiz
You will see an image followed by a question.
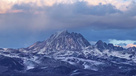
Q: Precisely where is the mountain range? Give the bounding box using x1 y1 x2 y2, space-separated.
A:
0 30 136 76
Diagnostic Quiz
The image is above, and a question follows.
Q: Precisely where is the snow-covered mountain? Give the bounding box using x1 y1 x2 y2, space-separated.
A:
28 30 91 54
0 30 136 76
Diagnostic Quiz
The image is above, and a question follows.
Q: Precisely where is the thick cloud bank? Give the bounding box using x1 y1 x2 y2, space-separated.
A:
0 0 136 31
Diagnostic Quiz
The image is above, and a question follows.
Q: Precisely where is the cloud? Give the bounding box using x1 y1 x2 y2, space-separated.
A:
42 2 136 30
117 43 127 47
0 0 135 14
0 1 119 31
109 39 136 44
0 0 82 14
0 0 136 32
84 0 133 11
109 39 136 48
126 44 136 48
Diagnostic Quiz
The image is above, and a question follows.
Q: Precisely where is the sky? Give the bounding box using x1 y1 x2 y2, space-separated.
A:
0 0 136 48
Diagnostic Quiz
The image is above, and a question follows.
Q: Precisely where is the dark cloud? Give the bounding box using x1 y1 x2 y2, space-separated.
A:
0 2 125 30
0 1 136 32
43 2 136 30
73 2 121 16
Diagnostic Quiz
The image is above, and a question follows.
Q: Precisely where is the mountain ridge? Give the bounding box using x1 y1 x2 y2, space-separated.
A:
27 30 135 52
0 30 136 76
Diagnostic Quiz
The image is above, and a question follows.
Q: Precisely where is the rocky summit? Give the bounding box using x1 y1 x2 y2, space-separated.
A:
28 30 90 53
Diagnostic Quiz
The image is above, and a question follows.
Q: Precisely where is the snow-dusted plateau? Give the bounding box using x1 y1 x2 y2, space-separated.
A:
0 30 136 76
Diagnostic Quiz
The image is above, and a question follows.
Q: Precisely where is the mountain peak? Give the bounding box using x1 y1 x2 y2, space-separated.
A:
29 31 91 52
96 40 103 45
47 31 91 51
57 30 69 35
95 40 108 50
51 30 69 38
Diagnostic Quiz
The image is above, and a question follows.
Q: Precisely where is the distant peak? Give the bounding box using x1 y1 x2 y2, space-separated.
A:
96 40 103 44
95 40 108 50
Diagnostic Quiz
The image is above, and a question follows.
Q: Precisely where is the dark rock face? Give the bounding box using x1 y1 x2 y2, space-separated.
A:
0 48 4 50
0 55 25 74
95 40 108 50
